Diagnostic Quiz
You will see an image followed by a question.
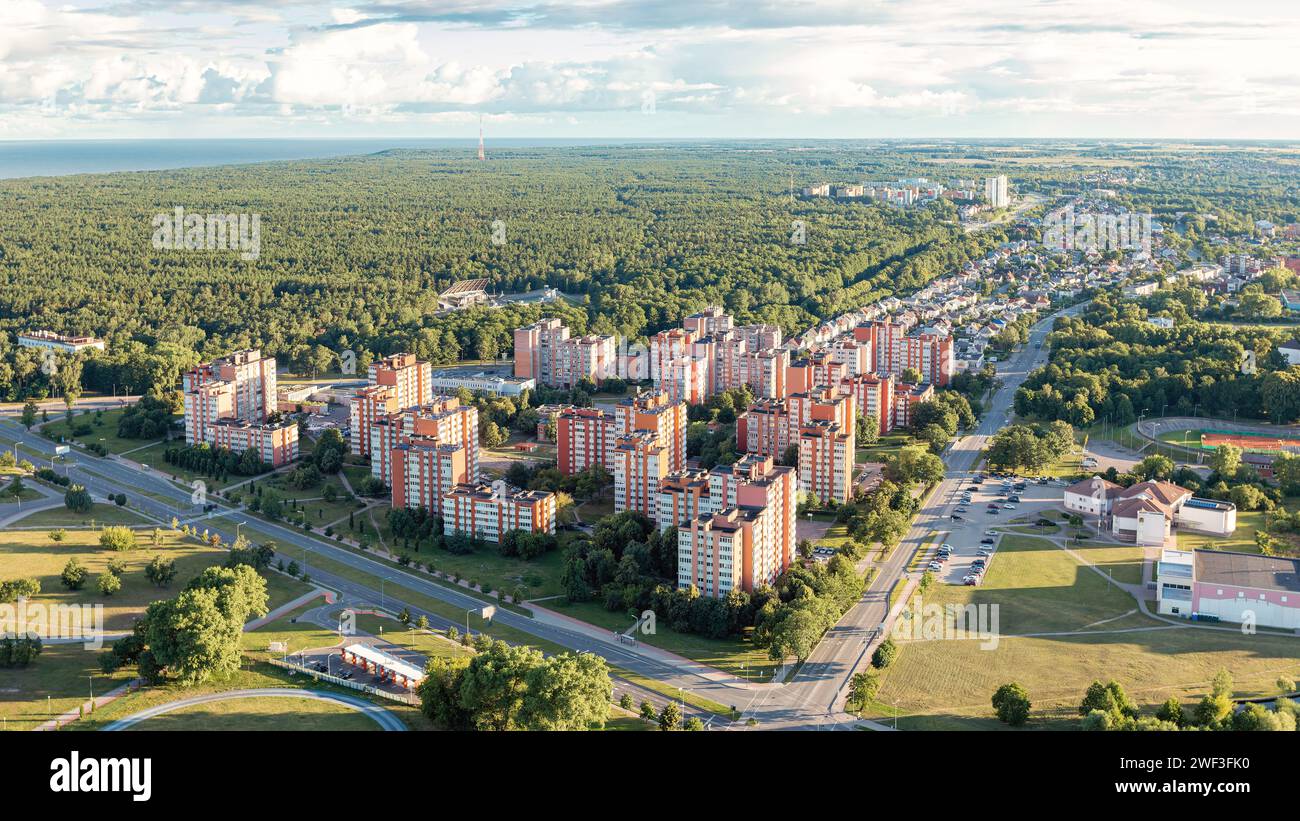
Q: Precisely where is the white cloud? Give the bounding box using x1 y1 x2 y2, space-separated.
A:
1 0 1298 137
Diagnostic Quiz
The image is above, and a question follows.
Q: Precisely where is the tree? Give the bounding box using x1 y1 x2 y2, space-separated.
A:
683 716 704 731
64 484 92 513
856 414 880 446
640 700 657 722
848 670 881 709
992 682 1031 726
658 701 681 731
145 555 178 587
1155 697 1186 727
20 400 37 430
60 558 87 591
871 638 899 669
1134 454 1174 481
1209 443 1242 479
768 608 822 663
1079 679 1137 720
99 525 137 552
520 651 611 730
885 445 945 484
96 573 122 596
919 423 950 455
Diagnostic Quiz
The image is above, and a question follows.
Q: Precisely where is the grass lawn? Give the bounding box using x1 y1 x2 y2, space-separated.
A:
0 484 43 504
1068 539 1146 585
40 408 174 456
120 440 214 486
814 522 857 552
858 533 1300 729
14 503 150 527
857 431 914 463
0 644 134 731
71 661 432 731
0 528 316 632
548 598 780 683
123 694 384 731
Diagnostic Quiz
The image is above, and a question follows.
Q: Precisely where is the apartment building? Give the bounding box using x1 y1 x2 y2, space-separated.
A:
373 397 479 481
442 481 556 542
183 348 277 430
556 406 616 475
984 175 1010 209
614 391 688 471
656 469 711 533
349 385 399 457
735 398 792 458
513 319 616 388
182 349 298 466
841 372 895 435
892 382 935 430
794 389 856 504
514 318 568 385
390 439 470 511
612 431 672 517
368 352 433 412
675 454 797 598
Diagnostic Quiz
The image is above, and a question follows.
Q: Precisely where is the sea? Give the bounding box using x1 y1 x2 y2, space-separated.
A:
0 138 659 180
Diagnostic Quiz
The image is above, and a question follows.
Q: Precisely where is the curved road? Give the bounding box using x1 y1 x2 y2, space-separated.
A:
102 687 406 731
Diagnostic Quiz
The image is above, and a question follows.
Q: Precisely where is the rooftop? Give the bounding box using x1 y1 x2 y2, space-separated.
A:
1195 550 1300 595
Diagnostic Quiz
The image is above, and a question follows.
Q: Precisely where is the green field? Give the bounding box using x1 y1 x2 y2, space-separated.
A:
859 534 1300 729
40 408 175 456
14 503 150 527
548 598 780 682
0 643 134 731
122 694 384 731
0 528 315 631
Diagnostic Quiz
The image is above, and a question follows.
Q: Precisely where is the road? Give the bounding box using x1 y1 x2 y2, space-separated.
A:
771 298 1091 728
101 687 406 731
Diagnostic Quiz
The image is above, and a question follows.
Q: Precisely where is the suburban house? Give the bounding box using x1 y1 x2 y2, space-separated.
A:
1156 548 1300 629
1063 477 1237 546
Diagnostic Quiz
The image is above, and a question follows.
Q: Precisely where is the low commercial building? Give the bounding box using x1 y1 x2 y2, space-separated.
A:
428 370 535 397
1156 548 1300 629
1064 478 1237 546
17 330 106 354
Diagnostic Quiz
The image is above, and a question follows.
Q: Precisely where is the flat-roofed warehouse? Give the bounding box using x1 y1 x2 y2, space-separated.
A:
1156 548 1300 629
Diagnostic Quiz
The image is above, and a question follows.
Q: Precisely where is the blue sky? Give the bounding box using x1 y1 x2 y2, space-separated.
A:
2 0 1298 140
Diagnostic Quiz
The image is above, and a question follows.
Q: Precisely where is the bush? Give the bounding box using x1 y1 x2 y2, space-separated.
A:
96 573 122 596
992 682 1031 726
871 638 899 669
99 526 137 552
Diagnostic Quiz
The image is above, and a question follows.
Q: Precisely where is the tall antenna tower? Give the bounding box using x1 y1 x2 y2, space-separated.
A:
478 115 486 161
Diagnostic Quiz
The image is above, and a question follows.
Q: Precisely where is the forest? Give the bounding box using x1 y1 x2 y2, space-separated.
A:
0 143 1004 400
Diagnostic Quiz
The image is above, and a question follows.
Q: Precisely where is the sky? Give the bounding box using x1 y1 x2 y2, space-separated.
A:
1 0 1298 140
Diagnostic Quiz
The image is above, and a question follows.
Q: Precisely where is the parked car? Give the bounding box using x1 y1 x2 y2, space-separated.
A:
1003 503 1017 510
963 575 980 586
980 537 995 545
928 561 944 571
985 530 997 536
950 514 964 521
976 549 992 558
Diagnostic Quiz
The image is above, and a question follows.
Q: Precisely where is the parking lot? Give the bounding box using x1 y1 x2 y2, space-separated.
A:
927 473 1069 585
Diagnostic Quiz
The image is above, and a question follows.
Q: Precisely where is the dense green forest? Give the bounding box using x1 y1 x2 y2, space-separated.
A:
0 144 1009 400
1016 287 1300 425
2 140 1297 402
